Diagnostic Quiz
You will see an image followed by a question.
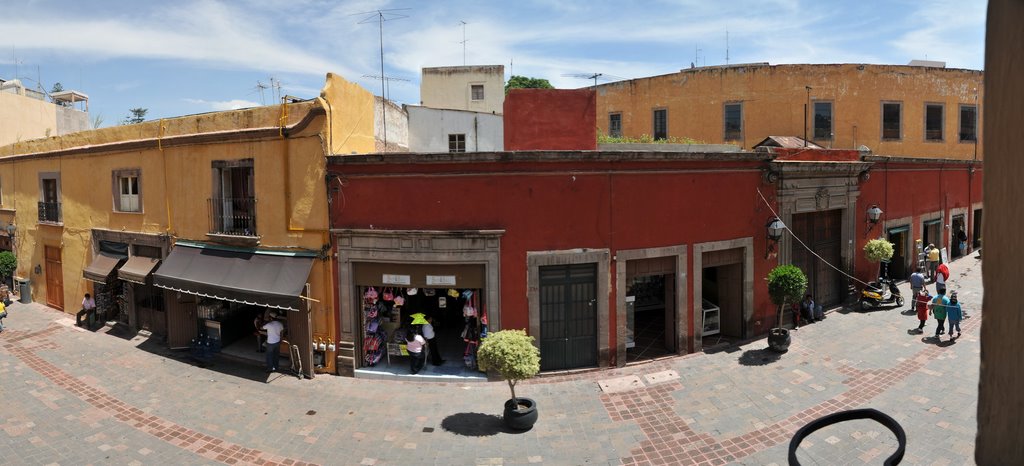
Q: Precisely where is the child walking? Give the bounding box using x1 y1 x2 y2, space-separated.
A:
915 288 932 333
947 291 963 339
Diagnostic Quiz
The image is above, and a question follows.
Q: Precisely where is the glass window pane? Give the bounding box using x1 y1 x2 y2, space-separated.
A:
813 102 832 139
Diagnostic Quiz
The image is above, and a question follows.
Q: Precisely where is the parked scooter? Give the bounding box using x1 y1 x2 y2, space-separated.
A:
860 278 904 310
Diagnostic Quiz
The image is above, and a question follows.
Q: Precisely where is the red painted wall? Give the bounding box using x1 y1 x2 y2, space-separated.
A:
504 89 597 151
854 159 983 284
328 153 982 366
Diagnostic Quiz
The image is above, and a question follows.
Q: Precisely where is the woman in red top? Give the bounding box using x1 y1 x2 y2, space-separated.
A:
915 288 932 332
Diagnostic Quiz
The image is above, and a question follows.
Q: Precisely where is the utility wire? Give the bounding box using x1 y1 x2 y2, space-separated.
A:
756 187 870 287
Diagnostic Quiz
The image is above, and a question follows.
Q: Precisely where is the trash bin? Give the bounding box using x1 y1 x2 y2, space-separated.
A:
16 277 30 304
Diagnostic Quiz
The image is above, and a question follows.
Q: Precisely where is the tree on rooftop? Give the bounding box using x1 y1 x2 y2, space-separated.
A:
505 75 554 94
121 108 148 125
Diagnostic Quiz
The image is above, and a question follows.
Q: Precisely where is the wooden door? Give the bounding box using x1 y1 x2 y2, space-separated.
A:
791 210 844 307
166 293 198 349
44 246 63 310
287 307 314 379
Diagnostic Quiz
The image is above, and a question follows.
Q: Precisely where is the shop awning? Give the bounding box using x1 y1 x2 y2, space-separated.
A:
118 256 160 284
152 243 315 311
83 252 127 284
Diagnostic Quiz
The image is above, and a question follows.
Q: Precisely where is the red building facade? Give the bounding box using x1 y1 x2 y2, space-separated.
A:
503 88 597 151
326 150 981 376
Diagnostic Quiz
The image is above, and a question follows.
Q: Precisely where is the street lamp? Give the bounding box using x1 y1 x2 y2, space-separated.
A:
866 205 883 235
766 217 785 258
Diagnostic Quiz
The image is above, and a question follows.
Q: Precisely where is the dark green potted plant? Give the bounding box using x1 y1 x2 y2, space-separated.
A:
476 329 541 430
766 264 808 352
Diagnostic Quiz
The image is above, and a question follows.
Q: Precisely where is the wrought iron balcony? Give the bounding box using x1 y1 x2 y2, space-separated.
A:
38 201 62 224
208 197 257 236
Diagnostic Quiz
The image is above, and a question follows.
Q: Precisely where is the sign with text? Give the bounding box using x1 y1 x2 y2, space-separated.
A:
382 274 411 286
426 275 457 286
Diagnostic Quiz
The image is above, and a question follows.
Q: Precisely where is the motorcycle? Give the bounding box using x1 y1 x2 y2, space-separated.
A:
860 278 904 310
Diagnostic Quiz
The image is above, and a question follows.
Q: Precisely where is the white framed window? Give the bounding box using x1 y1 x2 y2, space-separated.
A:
448 134 466 153
113 169 142 213
471 84 484 101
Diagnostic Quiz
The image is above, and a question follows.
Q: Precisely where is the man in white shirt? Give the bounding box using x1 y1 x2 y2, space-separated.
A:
422 316 445 366
262 312 285 372
76 293 97 327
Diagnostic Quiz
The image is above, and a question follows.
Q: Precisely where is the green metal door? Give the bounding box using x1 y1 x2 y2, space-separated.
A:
539 264 597 371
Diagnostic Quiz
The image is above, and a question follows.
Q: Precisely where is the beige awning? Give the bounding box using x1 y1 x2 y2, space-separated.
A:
118 256 160 284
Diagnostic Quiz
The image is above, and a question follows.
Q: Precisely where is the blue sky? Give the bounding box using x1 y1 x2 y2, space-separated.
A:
0 0 986 127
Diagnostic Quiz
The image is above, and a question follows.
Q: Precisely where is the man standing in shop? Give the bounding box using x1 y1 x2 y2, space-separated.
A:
423 315 445 366
262 312 285 373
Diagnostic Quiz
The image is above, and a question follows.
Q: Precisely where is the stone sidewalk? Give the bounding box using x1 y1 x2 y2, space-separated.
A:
0 255 981 465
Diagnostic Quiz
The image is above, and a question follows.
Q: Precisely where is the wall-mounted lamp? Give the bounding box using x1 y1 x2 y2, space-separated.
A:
866 205 883 235
34 264 42 275
766 217 785 258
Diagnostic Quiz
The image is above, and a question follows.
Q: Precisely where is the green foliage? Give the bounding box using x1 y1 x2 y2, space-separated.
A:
477 329 541 402
767 265 807 328
863 238 895 263
121 108 148 125
505 75 554 94
598 134 704 145
50 82 64 94
0 251 16 280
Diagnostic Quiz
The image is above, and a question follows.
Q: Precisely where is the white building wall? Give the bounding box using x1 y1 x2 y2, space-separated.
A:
420 65 504 115
407 106 503 153
374 96 408 152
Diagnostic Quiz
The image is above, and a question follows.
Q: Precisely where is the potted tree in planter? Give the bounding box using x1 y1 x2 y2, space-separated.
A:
476 329 541 430
0 251 16 301
864 238 895 279
767 264 808 352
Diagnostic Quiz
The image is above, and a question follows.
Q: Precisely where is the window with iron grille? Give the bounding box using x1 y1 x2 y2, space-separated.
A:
609 113 622 138
959 105 978 142
882 102 901 140
210 159 256 236
112 169 142 213
449 134 466 153
925 104 944 141
38 173 61 223
471 84 484 101
724 103 742 141
653 109 667 140
813 101 833 140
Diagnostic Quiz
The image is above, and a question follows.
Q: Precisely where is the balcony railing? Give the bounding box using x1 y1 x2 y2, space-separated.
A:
38 201 62 223
208 197 257 236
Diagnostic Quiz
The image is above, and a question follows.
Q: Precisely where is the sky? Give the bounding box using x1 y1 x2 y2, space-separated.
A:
0 0 987 127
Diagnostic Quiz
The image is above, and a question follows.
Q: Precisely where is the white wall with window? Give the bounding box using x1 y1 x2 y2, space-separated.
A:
407 106 503 153
420 65 505 115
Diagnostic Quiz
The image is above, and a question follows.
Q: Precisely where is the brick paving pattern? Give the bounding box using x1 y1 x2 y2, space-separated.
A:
0 255 981 465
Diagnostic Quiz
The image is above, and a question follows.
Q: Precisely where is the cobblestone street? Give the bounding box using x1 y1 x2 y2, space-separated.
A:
0 254 981 465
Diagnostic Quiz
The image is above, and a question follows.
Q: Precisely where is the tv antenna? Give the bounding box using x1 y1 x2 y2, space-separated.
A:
459 20 469 66
726 29 730 65
351 8 411 153
361 74 410 101
254 81 269 105
562 72 624 88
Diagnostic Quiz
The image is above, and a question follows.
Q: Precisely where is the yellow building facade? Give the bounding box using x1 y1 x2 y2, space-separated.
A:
596 63 984 159
0 73 375 377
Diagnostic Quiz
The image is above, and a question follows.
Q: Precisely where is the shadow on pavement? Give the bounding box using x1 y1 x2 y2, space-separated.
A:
132 337 277 383
900 309 918 316
921 336 957 347
441 412 520 437
738 348 784 366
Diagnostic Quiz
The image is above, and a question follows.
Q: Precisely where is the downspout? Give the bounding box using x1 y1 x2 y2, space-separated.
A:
159 119 173 233
474 116 479 151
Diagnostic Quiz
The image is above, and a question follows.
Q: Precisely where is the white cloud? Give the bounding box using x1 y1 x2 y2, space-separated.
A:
184 98 261 111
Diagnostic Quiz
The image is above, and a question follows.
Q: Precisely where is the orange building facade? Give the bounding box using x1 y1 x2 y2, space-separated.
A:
596 63 984 160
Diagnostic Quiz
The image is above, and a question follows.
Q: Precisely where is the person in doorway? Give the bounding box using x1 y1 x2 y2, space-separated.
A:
909 268 927 312
956 228 968 257
253 310 267 353
947 291 963 339
915 288 932 333
936 262 950 294
76 293 97 328
405 329 426 375
262 312 285 372
423 315 445 366
929 289 950 340
926 244 940 281
800 294 816 323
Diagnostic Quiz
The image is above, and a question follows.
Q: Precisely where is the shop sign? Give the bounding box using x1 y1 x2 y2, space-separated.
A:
382 274 411 285
426 275 457 286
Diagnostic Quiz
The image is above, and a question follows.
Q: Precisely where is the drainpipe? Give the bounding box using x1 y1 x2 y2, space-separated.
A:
158 119 173 234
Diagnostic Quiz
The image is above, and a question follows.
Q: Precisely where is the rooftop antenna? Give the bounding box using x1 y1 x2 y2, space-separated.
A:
562 72 625 88
361 74 410 102
352 8 411 153
459 20 468 66
254 80 269 105
726 29 730 65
